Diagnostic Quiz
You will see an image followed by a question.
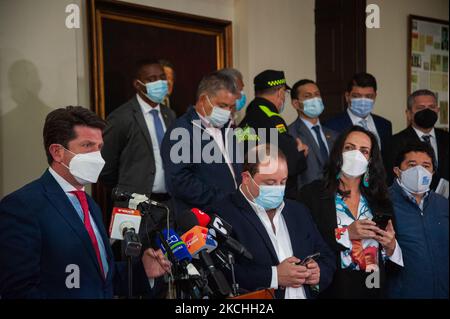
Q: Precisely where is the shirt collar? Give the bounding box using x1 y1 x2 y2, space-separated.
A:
238 184 285 217
48 167 84 193
412 126 436 139
299 116 321 130
395 178 429 207
136 93 161 114
346 107 373 122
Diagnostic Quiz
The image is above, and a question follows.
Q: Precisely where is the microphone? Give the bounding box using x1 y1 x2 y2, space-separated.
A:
109 207 142 257
156 228 208 299
180 225 231 297
190 209 253 260
181 226 218 258
112 188 168 209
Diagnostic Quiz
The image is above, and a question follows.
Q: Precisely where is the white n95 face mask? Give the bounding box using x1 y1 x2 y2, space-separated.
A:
341 150 369 178
62 148 105 185
398 165 432 194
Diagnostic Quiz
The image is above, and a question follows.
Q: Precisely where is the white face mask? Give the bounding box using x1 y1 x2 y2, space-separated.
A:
341 150 369 178
204 95 231 128
398 165 433 194
62 148 105 185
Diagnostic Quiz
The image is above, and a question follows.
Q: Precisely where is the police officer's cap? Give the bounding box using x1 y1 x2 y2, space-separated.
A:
253 70 291 91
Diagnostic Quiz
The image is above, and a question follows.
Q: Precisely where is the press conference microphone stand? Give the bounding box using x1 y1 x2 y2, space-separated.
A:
227 252 240 297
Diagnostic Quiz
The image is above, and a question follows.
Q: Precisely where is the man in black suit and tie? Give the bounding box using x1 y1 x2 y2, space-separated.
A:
100 59 176 203
324 72 392 158
288 79 338 189
386 89 449 190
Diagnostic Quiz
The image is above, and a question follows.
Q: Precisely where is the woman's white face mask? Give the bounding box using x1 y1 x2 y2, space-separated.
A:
341 150 369 178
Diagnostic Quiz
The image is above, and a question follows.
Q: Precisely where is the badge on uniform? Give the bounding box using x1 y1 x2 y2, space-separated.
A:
276 124 287 134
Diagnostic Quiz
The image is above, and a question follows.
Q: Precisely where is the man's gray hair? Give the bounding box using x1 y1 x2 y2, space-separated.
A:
218 68 243 82
196 71 238 100
407 89 437 110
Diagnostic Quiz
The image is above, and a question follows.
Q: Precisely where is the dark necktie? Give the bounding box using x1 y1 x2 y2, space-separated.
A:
312 125 329 161
70 190 105 278
422 134 431 145
150 109 165 147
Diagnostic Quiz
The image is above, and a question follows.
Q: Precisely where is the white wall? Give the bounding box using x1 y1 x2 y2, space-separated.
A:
1 0 447 196
0 0 84 196
367 0 449 133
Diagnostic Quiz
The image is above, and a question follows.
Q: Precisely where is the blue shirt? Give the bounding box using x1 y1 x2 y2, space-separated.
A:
49 167 109 278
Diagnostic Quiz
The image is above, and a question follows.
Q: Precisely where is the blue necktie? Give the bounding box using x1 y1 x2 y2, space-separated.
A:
150 109 165 147
312 125 329 162
359 119 369 130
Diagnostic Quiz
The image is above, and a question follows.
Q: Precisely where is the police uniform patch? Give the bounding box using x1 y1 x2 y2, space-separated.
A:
276 124 287 133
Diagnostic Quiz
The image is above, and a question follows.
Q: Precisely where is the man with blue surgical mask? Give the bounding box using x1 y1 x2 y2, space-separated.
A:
288 79 338 189
387 142 448 299
207 144 336 299
161 71 243 216
100 59 177 226
324 73 392 158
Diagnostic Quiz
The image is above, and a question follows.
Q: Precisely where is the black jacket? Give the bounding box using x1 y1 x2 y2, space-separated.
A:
100 96 176 194
297 180 398 299
385 126 449 190
239 97 307 198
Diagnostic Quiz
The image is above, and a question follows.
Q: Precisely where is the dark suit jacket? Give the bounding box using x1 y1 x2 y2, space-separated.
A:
208 191 336 299
298 180 397 299
0 170 155 299
288 117 338 188
100 96 176 194
324 111 392 157
161 107 242 217
386 126 449 190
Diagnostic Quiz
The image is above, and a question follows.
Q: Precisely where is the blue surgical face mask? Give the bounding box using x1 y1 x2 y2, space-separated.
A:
138 80 168 104
349 98 374 118
205 95 231 128
248 175 285 210
302 97 325 118
235 91 247 111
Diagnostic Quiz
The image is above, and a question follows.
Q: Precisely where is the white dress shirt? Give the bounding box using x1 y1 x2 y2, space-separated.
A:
195 111 238 189
136 94 167 193
347 108 381 148
412 126 438 166
300 117 330 153
239 185 307 299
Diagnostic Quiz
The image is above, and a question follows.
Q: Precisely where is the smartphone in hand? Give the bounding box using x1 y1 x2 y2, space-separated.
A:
372 214 391 230
296 252 321 266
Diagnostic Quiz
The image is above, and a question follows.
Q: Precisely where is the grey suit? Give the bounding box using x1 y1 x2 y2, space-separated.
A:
288 117 338 189
100 96 176 194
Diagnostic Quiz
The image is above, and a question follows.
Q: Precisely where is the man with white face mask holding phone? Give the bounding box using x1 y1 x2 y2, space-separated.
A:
0 106 171 298
387 142 448 299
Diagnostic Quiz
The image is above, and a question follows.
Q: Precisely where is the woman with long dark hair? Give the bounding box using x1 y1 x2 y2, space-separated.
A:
297 126 403 298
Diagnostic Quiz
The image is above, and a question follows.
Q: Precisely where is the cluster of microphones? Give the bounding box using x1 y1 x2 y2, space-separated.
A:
109 188 253 299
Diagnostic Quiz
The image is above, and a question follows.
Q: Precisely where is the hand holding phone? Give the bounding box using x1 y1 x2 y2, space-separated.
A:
296 252 320 266
372 214 391 230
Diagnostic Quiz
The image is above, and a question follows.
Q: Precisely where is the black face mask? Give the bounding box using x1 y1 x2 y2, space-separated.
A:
414 108 438 129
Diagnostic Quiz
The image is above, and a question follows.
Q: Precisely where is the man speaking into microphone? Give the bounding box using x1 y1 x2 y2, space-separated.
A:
0 106 171 299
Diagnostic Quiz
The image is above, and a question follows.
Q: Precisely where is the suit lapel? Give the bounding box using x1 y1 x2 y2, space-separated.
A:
297 119 325 165
160 105 172 128
281 208 308 259
131 97 154 153
40 171 104 278
232 192 279 263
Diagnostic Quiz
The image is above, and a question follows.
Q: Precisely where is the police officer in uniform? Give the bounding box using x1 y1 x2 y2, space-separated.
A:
239 70 307 198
